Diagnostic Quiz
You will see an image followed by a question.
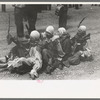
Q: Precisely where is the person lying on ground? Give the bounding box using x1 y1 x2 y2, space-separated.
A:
0 30 42 80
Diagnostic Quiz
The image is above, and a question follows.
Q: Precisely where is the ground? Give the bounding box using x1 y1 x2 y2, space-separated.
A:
0 4 100 80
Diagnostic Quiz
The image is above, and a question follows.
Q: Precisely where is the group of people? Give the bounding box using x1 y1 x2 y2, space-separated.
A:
13 4 42 42
0 4 93 79
0 24 93 79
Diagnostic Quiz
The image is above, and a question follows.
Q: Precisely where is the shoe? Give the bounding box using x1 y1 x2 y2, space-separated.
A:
63 61 70 68
29 73 36 80
29 70 39 80
58 64 64 70
45 66 52 75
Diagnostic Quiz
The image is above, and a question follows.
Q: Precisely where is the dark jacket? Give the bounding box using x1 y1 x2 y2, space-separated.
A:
60 33 72 60
58 5 68 16
71 33 87 53
42 36 65 58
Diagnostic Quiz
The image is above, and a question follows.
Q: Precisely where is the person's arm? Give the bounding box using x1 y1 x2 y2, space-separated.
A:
55 39 65 58
71 36 76 46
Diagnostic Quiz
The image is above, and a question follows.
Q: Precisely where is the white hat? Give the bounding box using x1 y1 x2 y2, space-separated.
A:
46 26 54 35
30 30 40 40
57 27 67 37
78 25 86 32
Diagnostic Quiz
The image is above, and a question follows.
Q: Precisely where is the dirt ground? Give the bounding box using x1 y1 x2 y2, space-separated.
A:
0 4 100 80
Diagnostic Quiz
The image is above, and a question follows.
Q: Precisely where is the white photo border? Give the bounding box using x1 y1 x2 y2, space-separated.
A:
0 1 99 98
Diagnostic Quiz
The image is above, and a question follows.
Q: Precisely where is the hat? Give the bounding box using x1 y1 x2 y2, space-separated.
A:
30 30 40 40
46 26 54 35
78 25 86 32
57 27 67 37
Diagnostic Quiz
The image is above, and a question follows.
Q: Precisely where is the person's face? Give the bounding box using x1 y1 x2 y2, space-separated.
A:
56 31 61 37
77 31 86 37
45 31 53 39
30 38 39 46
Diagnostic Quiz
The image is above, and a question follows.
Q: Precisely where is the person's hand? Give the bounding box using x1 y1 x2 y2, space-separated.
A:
57 57 62 61
77 43 81 45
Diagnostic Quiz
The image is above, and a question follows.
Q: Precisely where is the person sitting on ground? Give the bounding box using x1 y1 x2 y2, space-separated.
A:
71 25 90 55
41 25 65 74
0 30 43 80
57 27 72 61
62 25 92 67
55 27 72 69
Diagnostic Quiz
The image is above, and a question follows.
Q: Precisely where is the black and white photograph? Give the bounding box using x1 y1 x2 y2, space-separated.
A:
0 3 99 80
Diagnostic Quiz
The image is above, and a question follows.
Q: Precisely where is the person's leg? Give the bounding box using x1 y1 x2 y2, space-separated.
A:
59 15 67 29
29 59 42 79
14 7 29 43
59 16 62 28
42 49 51 64
14 7 24 38
62 14 67 29
0 63 8 68
75 4 79 9
41 49 48 72
28 52 42 79
7 57 32 74
42 49 53 74
27 13 37 34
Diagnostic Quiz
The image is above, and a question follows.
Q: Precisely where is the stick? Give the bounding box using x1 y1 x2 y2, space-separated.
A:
77 16 87 28
7 13 12 45
8 13 10 35
71 16 88 55
25 24 29 34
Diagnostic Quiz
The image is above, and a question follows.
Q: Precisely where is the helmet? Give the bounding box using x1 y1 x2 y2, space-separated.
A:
30 30 40 41
46 25 54 35
78 25 86 32
57 27 67 37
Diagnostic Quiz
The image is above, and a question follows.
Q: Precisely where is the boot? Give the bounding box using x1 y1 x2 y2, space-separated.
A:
58 64 64 70
45 65 52 75
63 60 70 68
29 70 39 80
